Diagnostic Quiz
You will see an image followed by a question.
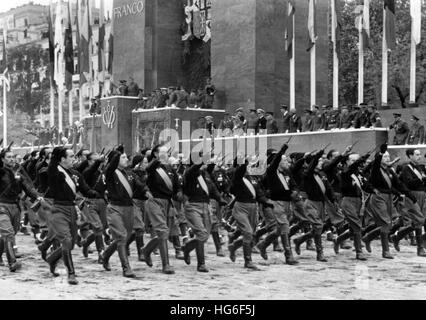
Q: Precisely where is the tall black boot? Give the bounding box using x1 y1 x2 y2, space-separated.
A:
62 250 78 285
256 232 278 260
253 226 269 245
389 217 403 236
101 240 118 271
135 233 145 262
415 228 426 257
333 229 352 254
380 232 394 259
5 239 21 272
228 237 243 262
182 238 198 265
117 245 136 278
314 233 327 262
82 233 96 258
46 247 62 277
141 237 159 267
38 238 54 261
196 240 209 272
243 242 259 270
390 226 413 252
362 227 381 253
159 239 175 274
228 230 241 244
0 238 4 266
126 233 136 256
289 222 303 238
293 230 314 255
281 234 299 265
409 231 417 246
170 235 184 260
95 235 105 264
354 232 367 261
211 231 225 257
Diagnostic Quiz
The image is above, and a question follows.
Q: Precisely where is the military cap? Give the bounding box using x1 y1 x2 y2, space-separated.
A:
412 115 419 121
325 105 333 109
266 111 274 116
359 102 367 106
160 88 167 91
393 113 402 117
280 105 288 109
235 107 244 113
256 108 265 114
119 80 127 83
205 116 214 121
313 105 320 109
353 105 361 109
249 109 257 113
304 109 313 114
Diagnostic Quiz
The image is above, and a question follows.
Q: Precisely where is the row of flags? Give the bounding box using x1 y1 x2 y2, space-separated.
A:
284 0 405 59
47 0 114 93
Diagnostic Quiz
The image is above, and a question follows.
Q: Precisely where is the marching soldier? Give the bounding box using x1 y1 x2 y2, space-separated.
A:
228 155 274 270
141 145 183 275
101 146 149 278
182 158 227 272
46 147 100 285
0 148 43 272
256 143 298 265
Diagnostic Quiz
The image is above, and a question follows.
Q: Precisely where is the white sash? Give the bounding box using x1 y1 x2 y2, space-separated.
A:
408 164 424 181
197 175 209 196
277 171 290 190
115 169 133 198
380 168 392 189
156 167 174 191
243 177 256 199
350 174 362 191
57 165 76 195
314 174 326 195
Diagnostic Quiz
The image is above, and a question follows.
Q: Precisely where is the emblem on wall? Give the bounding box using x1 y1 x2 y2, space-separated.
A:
103 101 116 129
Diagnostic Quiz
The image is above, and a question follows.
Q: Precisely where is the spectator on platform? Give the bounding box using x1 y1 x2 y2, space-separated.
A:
247 109 258 133
408 115 424 145
302 109 314 132
118 80 128 96
127 77 140 97
255 108 267 135
176 86 189 108
157 88 169 108
234 107 247 131
390 113 409 145
339 106 352 129
368 105 382 128
196 88 205 109
188 89 198 108
289 111 302 133
279 105 291 133
204 78 216 109
218 112 234 137
312 105 325 131
265 112 278 134
325 106 339 130
137 88 144 100
205 116 216 136
168 86 178 107
233 115 246 136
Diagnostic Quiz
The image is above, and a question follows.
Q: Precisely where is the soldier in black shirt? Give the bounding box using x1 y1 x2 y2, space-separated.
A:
0 148 42 272
46 147 99 285
256 143 299 265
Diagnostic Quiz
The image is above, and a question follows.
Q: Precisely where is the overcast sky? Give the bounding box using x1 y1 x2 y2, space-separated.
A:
0 0 113 14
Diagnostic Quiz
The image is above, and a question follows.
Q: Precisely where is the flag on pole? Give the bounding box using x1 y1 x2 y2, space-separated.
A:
98 0 106 85
384 0 396 50
108 26 113 75
307 0 317 52
54 0 65 91
411 0 422 45
362 0 370 49
331 0 342 59
79 0 91 86
48 0 55 88
65 0 74 91
285 0 295 59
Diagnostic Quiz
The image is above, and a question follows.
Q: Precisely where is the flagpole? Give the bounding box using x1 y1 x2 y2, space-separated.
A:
409 28 416 103
50 85 55 127
381 7 388 106
58 90 63 135
310 38 316 107
289 1 295 112
358 21 364 105
331 0 338 110
69 89 73 126
3 77 7 147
